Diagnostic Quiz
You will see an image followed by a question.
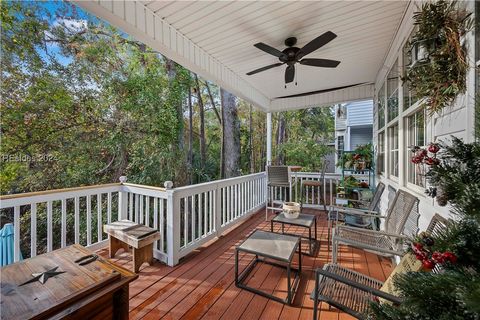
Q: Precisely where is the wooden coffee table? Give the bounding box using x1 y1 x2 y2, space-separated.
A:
0 244 137 320
104 220 160 273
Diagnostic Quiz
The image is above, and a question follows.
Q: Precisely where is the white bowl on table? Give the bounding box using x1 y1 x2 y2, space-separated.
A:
282 202 301 219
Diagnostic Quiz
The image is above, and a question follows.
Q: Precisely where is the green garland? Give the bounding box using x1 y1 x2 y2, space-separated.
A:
404 0 472 114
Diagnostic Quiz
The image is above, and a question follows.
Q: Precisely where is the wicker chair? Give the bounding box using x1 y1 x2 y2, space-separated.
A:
328 182 386 231
332 190 419 262
312 213 449 320
266 166 292 219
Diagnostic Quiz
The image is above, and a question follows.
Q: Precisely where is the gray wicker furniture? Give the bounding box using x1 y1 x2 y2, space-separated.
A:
271 213 318 255
328 182 386 240
235 230 302 304
312 213 449 320
266 166 292 219
332 189 419 262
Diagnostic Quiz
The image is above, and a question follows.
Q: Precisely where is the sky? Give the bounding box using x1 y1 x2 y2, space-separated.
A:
38 1 98 66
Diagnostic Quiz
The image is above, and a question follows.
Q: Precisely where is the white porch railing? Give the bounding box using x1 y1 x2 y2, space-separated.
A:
292 172 341 207
0 172 267 267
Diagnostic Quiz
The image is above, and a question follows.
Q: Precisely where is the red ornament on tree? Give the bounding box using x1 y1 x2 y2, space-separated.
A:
428 143 440 153
422 259 436 270
442 251 457 263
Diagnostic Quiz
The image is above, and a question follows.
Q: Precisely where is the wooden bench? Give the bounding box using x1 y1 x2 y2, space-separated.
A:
103 220 160 273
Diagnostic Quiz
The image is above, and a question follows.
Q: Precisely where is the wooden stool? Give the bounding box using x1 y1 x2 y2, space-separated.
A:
103 220 160 273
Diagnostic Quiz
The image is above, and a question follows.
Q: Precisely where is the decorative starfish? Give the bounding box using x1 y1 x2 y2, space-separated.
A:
19 266 65 286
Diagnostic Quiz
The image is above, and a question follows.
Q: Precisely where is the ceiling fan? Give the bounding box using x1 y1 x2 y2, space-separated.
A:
246 31 340 85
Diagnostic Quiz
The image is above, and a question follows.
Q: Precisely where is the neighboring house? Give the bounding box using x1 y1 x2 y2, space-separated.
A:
334 100 374 173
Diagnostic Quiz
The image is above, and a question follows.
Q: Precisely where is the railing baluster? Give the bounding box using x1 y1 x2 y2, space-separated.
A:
30 203 37 257
129 192 133 220
139 195 144 224
61 199 67 247
13 206 20 262
97 193 102 242
86 195 92 246
204 192 208 234
183 197 188 246
153 197 158 249
74 197 80 244
191 194 196 241
135 194 139 223
47 201 53 251
209 190 213 232
145 196 150 227
222 187 226 225
159 198 164 252
107 192 112 224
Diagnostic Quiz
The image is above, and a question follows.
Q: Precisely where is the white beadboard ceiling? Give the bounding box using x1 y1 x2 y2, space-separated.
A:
74 1 409 111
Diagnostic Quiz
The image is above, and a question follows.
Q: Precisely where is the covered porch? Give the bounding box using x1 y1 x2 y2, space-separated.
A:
3 0 475 319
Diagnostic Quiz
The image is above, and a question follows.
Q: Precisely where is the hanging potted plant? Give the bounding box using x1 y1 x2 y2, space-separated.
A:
403 0 473 114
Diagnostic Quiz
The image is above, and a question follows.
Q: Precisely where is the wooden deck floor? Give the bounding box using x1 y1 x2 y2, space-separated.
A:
97 208 393 320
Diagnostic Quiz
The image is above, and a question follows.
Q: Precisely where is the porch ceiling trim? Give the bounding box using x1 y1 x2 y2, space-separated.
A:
74 0 271 110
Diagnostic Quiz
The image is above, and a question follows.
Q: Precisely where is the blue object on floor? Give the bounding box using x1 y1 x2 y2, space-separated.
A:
0 223 21 266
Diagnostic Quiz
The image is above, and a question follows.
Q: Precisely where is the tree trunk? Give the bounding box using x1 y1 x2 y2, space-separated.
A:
194 74 206 170
275 113 286 165
204 81 222 125
221 88 240 178
188 85 193 184
249 104 254 173
165 58 187 186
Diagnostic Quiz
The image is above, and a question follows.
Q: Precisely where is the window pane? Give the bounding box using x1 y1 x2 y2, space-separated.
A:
377 85 385 129
407 110 426 186
387 59 399 122
403 32 419 109
377 132 385 174
389 124 399 177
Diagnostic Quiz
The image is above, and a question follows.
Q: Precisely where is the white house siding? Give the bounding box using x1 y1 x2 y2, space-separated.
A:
346 100 374 127
350 127 373 149
373 0 476 231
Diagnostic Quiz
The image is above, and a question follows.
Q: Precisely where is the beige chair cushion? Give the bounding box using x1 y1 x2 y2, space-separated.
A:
379 253 423 303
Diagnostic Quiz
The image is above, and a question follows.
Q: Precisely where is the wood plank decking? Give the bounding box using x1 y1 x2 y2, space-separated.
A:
97 208 393 320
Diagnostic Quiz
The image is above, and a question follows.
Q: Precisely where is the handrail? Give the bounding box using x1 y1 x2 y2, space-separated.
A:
0 183 121 200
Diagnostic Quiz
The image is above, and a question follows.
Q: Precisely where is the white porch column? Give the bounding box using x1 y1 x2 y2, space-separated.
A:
266 112 272 165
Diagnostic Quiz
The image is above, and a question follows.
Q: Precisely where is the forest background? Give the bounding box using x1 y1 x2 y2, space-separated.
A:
1 0 335 196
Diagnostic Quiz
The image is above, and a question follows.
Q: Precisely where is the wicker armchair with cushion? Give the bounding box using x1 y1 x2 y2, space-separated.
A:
312 213 449 320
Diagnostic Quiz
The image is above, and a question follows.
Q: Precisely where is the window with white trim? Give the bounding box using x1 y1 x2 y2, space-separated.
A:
377 84 385 129
407 110 426 187
377 131 385 174
403 33 419 110
388 123 399 177
387 59 399 122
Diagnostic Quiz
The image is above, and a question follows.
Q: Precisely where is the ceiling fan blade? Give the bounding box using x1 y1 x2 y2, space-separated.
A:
246 63 284 75
297 31 337 59
299 58 340 68
285 65 295 83
254 42 285 58
274 82 367 99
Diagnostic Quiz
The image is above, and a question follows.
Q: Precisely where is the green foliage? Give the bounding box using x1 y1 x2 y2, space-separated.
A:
404 0 473 114
427 137 480 220
370 138 480 319
280 140 331 172
370 270 480 320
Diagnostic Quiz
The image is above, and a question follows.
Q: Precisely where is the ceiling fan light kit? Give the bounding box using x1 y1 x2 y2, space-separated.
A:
246 31 341 86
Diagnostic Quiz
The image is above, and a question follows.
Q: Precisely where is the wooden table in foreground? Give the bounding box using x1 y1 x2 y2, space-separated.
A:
103 220 160 273
0 244 137 320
